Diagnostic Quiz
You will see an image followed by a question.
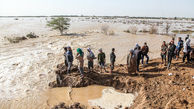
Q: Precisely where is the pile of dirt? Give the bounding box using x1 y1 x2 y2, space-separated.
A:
51 102 86 109
49 64 143 94
49 59 194 109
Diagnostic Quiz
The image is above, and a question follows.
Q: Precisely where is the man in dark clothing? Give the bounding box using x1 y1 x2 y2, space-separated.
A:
64 47 68 71
66 46 74 74
141 42 149 65
110 48 116 73
98 48 106 73
167 41 176 69
87 48 96 72
175 37 184 60
134 46 142 72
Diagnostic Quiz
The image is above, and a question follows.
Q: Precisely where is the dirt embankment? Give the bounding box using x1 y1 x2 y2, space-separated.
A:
49 59 194 109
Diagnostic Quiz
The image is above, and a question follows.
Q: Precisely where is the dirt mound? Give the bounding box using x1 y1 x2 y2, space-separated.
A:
49 59 194 109
49 64 142 93
51 102 86 109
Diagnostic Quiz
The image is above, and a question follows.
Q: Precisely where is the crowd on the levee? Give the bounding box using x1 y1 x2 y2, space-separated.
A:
63 35 193 76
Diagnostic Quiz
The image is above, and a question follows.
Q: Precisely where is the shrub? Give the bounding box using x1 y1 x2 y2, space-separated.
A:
124 29 130 33
165 22 171 34
109 30 115 35
26 32 39 38
101 24 109 35
139 28 149 33
129 26 138 34
6 36 27 43
149 25 158 34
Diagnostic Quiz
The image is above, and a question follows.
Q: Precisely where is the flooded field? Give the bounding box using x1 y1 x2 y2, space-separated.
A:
0 17 193 109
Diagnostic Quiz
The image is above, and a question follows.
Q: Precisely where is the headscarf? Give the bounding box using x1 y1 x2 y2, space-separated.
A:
77 48 83 57
134 43 140 50
130 49 135 58
87 48 95 57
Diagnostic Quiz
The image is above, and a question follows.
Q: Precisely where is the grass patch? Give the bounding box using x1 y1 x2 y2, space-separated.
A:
172 30 194 34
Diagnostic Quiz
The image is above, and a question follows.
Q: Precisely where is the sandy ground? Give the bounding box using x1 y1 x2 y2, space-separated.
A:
0 17 194 109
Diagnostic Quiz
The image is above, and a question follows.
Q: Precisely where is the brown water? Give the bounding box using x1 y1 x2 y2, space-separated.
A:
0 85 136 109
0 85 107 109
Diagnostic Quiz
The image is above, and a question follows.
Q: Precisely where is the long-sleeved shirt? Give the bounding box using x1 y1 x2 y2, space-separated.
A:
110 52 116 63
183 39 191 53
66 50 74 62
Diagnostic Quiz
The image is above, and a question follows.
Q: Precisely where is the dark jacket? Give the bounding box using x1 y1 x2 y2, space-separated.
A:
168 44 176 55
110 52 116 63
142 45 149 55
134 49 142 60
66 50 74 62
98 52 106 63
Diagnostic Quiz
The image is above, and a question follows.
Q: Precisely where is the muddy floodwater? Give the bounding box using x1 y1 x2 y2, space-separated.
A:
0 85 136 109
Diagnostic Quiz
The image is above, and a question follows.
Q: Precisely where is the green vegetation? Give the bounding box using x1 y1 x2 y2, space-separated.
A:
172 30 194 34
26 32 39 38
47 17 70 35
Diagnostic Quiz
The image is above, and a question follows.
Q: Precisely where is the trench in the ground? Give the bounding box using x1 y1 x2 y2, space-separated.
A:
47 64 142 109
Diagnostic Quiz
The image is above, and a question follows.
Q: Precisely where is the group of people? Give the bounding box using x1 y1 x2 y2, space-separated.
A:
63 46 117 76
127 42 150 74
63 35 192 76
161 35 192 69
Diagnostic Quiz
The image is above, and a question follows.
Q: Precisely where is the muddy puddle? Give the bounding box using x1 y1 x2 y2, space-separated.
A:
0 85 136 109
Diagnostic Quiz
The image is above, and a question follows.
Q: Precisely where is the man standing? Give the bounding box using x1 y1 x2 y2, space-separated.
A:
167 41 176 69
110 48 116 73
141 42 149 65
98 48 106 73
175 37 184 60
183 37 191 63
87 48 95 72
127 49 137 74
161 41 168 65
66 46 74 74
134 46 142 72
64 47 68 71
76 48 84 76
